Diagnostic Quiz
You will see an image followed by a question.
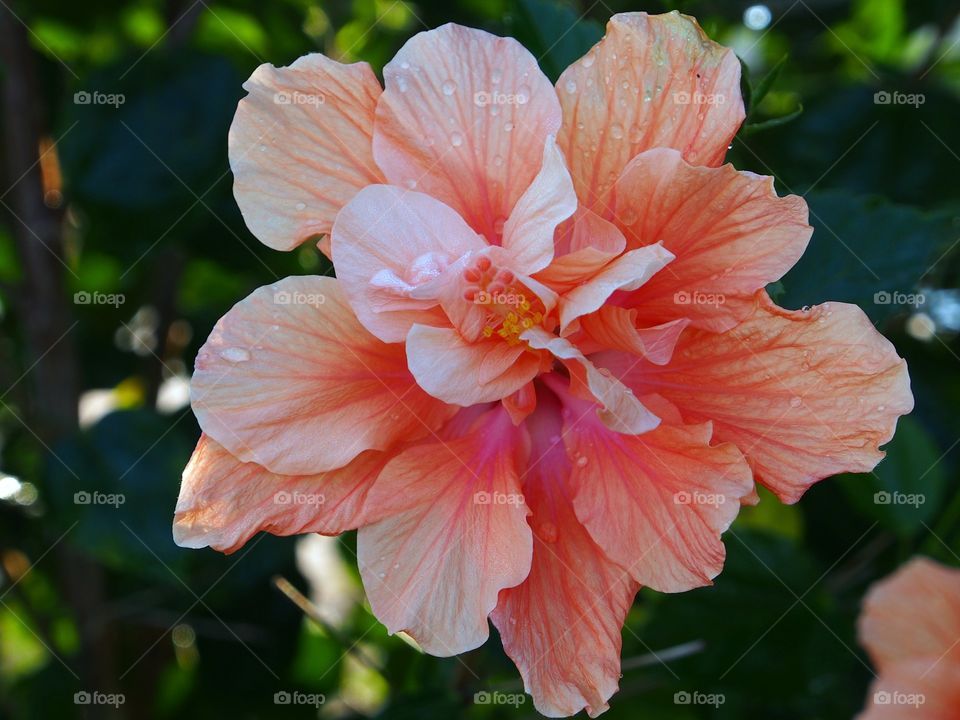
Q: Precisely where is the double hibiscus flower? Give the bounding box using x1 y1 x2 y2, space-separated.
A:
173 11 912 717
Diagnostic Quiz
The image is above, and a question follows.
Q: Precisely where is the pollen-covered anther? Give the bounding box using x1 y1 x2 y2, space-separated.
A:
459 257 544 345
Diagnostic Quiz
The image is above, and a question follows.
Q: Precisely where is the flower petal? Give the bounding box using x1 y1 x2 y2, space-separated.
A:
557 390 754 592
492 392 637 717
173 434 389 553
373 24 561 241
357 408 532 656
558 243 674 332
501 137 578 274
615 148 812 332
230 54 383 251
557 11 744 213
332 184 486 342
191 276 455 475
534 208 627 293
859 557 960 673
621 292 913 502
578 308 689 365
527 330 660 434
406 324 544 405
857 660 960 720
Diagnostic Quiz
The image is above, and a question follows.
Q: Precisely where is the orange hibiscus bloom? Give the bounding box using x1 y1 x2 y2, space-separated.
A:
175 12 912 716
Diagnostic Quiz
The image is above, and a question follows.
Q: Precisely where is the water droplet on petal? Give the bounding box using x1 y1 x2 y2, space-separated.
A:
220 347 250 363
564 79 578 94
441 79 457 95
504 122 514 132
576 456 588 467
539 522 558 543
451 132 463 147
295 202 306 211
491 68 502 84
610 123 624 140
790 396 802 408
493 217 505 235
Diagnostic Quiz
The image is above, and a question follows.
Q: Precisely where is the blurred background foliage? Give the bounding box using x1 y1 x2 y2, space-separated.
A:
0 0 958 717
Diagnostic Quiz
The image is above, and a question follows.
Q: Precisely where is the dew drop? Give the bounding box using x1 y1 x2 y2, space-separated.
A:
450 132 464 147
539 522 558 543
493 155 503 166
295 201 306 211
258 144 267 152
405 178 417 189
576 456 588 467
493 216 506 235
220 347 250 363
504 121 514 132
790 396 802 408
582 51 596 68
441 79 457 96
396 76 409 93
491 68 502 84
564 79 578 94
610 123 624 140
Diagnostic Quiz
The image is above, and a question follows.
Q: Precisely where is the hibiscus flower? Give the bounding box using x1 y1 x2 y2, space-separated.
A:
857 557 960 719
173 11 913 716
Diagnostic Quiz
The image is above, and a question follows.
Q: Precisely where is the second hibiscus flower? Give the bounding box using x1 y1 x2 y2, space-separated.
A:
174 11 913 717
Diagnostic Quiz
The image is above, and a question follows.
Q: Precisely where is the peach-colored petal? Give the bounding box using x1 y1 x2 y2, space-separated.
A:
615 148 812 332
558 243 674 332
526 330 659 434
357 407 532 656
405 324 544 405
557 11 744 213
857 660 960 720
501 137 578 274
578 308 689 365
173 434 389 553
191 276 455 475
619 292 913 503
373 24 561 241
536 207 627 293
230 54 383 251
859 557 960 673
492 393 637 718
556 390 754 592
331 184 485 342
503 382 537 425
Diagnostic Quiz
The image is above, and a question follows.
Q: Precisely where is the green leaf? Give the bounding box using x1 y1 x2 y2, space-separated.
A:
509 0 602 81
839 415 947 537
778 191 956 323
750 54 789 111
739 103 803 136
